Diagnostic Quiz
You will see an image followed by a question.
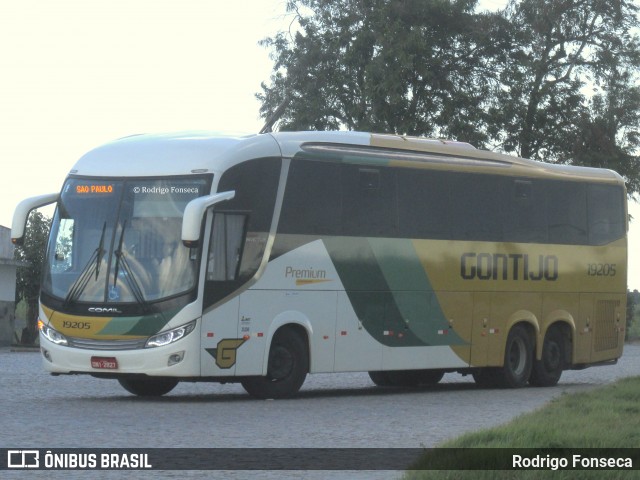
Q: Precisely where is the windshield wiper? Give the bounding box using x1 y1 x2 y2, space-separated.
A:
64 222 106 306
113 221 149 310
95 221 106 279
112 221 126 285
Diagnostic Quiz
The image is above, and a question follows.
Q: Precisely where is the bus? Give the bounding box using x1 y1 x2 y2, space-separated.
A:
12 131 628 398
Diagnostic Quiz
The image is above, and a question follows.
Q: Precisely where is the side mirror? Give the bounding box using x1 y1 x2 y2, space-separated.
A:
11 193 59 245
181 191 235 247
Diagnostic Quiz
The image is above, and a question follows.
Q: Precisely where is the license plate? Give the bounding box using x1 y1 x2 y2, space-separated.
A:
91 356 118 369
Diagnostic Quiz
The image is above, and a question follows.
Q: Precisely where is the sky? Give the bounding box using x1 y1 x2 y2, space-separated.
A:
0 0 638 290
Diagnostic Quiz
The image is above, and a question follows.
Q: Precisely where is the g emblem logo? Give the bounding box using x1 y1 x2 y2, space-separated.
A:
212 339 246 369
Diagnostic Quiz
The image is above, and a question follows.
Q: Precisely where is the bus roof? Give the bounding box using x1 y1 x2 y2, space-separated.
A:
69 130 624 185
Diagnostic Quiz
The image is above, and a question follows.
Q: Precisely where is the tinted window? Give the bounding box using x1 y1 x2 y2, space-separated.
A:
204 157 281 307
588 184 625 245
217 157 281 232
546 181 587 244
397 169 450 239
277 151 625 249
503 179 548 243
341 165 397 237
279 160 341 235
449 173 505 242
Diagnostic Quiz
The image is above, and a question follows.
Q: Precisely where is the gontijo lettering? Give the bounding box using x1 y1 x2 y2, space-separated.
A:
461 252 559 281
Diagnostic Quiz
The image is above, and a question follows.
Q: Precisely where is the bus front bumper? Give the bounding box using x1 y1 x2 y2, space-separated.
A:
39 328 201 378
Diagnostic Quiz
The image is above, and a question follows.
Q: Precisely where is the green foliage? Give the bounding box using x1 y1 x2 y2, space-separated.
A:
14 210 51 343
259 0 640 195
495 0 640 191
259 0 503 145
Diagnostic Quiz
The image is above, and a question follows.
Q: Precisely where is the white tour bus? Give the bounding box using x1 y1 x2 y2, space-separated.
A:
12 131 627 397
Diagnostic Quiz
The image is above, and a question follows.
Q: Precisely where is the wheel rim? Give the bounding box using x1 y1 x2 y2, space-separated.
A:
268 345 294 381
508 337 527 376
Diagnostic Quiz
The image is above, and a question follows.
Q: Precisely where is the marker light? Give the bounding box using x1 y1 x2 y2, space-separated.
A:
145 320 196 348
40 323 68 346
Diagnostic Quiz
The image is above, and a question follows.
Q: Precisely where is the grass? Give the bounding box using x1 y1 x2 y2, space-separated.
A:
405 376 640 479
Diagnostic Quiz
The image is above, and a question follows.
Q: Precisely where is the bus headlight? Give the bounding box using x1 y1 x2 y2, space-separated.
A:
39 322 68 346
145 320 196 348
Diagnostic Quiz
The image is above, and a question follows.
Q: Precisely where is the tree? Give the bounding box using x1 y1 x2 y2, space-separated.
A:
569 65 640 195
258 0 509 145
259 0 640 195
14 211 51 344
489 0 640 192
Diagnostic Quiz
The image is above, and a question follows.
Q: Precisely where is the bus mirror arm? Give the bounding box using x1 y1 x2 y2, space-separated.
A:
11 193 59 245
181 190 236 247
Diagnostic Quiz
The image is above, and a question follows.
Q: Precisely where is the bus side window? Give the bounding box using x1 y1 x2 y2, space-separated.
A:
207 213 248 281
588 184 625 245
342 165 397 237
278 160 342 236
52 217 75 271
396 169 450 240
503 179 547 243
450 173 504 242
546 181 588 245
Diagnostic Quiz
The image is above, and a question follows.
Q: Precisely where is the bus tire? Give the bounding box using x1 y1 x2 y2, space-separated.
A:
472 368 501 388
417 369 445 385
496 325 534 388
530 326 565 387
118 376 179 396
387 369 445 386
368 371 394 386
241 328 309 399
369 369 445 387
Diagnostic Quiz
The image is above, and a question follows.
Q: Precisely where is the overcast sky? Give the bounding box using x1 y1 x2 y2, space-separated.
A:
1 0 638 289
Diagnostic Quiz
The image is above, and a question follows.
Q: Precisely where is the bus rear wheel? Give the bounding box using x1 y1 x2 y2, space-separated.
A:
241 328 308 399
118 376 179 396
530 327 565 387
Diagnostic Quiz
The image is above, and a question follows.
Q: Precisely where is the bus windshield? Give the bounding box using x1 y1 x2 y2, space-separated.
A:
43 177 209 306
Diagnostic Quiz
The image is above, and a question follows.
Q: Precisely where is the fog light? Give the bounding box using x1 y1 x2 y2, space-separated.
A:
41 348 52 362
168 351 185 366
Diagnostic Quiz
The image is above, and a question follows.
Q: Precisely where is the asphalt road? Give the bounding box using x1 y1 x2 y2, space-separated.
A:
2 344 639 479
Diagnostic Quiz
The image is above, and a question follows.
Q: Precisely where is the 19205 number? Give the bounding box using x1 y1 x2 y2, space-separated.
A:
62 321 91 329
587 263 617 277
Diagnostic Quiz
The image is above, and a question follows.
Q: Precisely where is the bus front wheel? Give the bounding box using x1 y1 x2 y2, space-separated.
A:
118 376 179 396
241 328 309 399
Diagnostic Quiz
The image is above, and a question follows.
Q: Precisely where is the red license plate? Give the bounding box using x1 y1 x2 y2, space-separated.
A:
91 356 118 369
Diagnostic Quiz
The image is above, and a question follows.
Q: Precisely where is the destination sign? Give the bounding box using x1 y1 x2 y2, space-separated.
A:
75 185 115 194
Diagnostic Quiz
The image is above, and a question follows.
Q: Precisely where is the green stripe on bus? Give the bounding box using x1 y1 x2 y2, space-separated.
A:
324 237 465 347
368 238 466 346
